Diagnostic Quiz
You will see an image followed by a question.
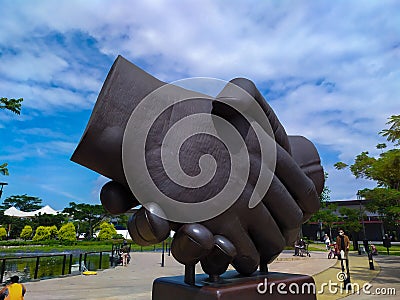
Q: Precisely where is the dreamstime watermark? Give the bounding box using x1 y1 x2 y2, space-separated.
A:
256 276 397 296
122 77 277 223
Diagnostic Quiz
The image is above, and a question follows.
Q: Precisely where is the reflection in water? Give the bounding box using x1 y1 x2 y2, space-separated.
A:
1 253 110 284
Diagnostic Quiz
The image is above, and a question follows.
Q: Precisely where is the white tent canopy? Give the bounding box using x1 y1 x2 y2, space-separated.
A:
4 205 59 217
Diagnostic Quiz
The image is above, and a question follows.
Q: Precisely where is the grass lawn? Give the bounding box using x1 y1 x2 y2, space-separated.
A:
373 244 400 256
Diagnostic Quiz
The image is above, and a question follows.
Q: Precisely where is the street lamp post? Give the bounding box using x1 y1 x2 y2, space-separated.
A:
357 193 367 240
357 193 374 269
0 182 7 199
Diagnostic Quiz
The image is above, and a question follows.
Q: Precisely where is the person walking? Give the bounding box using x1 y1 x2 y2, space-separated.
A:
336 229 350 259
121 240 130 267
323 234 331 250
0 275 26 300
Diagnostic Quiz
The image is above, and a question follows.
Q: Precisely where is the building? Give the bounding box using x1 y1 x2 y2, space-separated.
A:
302 199 398 242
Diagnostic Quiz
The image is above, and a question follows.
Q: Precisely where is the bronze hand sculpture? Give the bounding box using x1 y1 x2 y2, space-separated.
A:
71 56 324 282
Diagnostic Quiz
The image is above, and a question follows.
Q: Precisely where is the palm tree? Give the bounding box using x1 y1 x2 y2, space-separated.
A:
0 163 9 176
0 97 23 115
380 115 400 146
1 97 23 177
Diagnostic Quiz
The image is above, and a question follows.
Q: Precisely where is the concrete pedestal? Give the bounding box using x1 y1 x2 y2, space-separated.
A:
152 271 316 300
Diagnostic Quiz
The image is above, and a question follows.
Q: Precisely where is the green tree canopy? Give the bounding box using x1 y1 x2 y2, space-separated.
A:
97 222 117 240
359 188 400 229
0 227 7 240
338 207 364 234
63 202 109 239
0 97 23 115
309 203 338 239
31 212 66 229
1 96 23 178
58 222 77 242
319 172 331 204
335 114 400 232
20 225 33 240
0 194 42 212
380 115 400 146
0 163 9 176
32 226 52 241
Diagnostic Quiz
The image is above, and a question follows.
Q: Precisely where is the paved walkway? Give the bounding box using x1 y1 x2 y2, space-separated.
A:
345 255 399 299
22 251 399 299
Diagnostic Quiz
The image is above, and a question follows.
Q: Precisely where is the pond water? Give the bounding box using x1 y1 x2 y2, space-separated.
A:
1 252 111 284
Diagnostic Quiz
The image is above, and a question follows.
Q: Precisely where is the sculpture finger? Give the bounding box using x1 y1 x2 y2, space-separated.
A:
246 204 286 265
100 181 139 214
214 77 291 154
127 206 170 246
207 220 259 276
262 174 304 233
171 224 214 266
200 235 236 277
288 135 324 195
275 142 320 221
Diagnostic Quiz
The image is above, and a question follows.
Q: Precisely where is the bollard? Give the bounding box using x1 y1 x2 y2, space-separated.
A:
368 252 375 270
161 241 165 267
340 256 351 291
99 251 103 270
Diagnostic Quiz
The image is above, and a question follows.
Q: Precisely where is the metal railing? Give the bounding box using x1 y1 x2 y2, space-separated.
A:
0 251 108 284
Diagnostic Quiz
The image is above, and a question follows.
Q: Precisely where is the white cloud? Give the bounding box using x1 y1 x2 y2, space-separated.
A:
1 0 399 202
325 166 376 201
0 140 76 162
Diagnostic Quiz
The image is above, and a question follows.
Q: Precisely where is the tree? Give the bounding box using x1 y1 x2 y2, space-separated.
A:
319 172 331 204
333 162 348 170
20 225 33 240
0 227 7 240
97 222 117 240
0 163 9 176
1 97 23 177
335 114 400 235
31 212 66 229
338 207 365 250
0 194 42 211
359 188 400 230
376 143 387 152
0 195 42 239
309 203 338 239
32 226 52 241
380 115 400 146
48 225 58 239
63 202 109 239
0 97 23 115
58 223 77 243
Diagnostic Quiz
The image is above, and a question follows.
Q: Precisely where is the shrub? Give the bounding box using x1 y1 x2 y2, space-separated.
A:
32 226 51 241
0 227 7 240
97 222 117 241
49 225 58 239
20 225 33 240
58 223 76 242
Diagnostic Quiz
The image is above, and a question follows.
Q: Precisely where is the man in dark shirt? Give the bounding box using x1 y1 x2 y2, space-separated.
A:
336 229 350 259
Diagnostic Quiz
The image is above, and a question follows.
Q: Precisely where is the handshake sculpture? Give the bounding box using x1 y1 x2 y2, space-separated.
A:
71 56 324 280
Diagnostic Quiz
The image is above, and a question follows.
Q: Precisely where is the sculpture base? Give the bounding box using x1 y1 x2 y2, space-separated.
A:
152 271 316 300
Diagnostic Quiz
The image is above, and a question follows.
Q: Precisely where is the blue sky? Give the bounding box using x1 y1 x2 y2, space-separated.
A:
0 0 399 210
